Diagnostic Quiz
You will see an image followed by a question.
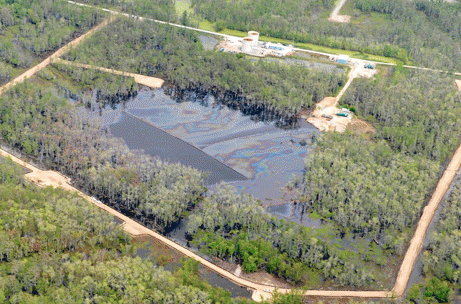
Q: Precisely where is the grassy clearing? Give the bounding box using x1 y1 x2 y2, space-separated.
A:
174 0 193 16
296 42 401 64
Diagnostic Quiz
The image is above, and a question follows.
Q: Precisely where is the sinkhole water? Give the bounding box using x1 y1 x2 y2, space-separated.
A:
75 86 317 212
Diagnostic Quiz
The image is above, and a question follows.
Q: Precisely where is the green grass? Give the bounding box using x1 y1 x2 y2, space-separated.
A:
303 268 322 288
198 19 215 31
340 0 356 16
214 25 402 64
295 42 401 64
175 0 193 16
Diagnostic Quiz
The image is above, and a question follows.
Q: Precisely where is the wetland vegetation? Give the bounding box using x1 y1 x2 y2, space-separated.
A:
296 68 461 298
412 176 461 303
63 17 346 126
190 0 461 70
0 158 294 303
2 0 461 300
0 0 106 83
1 70 205 231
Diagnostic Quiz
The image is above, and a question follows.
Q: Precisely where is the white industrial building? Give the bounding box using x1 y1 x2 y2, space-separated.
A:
218 31 293 58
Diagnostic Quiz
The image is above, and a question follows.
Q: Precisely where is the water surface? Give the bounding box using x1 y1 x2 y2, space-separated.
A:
121 89 317 206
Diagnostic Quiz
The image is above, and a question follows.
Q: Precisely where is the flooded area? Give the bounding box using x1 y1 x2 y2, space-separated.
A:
123 89 317 206
198 35 219 51
79 87 317 208
265 57 346 75
133 235 252 299
267 203 322 228
110 112 246 184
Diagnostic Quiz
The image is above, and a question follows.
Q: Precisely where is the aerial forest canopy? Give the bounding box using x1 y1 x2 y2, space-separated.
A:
76 0 177 22
63 17 346 125
424 178 461 284
0 0 106 83
0 68 205 230
187 184 374 287
191 0 461 70
300 70 461 246
342 69 461 162
410 169 461 303
0 159 247 303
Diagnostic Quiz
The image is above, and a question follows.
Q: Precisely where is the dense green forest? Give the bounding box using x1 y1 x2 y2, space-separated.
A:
301 132 438 240
342 69 461 162
0 158 288 303
63 17 346 125
410 176 461 303
0 68 205 230
300 70 461 255
187 183 383 287
0 0 105 83
190 0 461 70
78 0 177 22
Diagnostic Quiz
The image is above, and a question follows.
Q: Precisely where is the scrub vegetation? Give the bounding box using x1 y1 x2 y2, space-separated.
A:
0 159 264 303
63 17 346 126
299 69 461 279
411 177 461 303
187 184 376 287
0 0 106 83
77 0 177 22
191 0 461 70
0 71 205 230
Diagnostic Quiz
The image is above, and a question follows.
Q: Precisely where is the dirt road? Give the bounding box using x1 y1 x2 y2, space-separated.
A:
0 147 393 301
307 64 360 132
56 59 164 88
4 140 459 300
2 1 461 299
328 0 350 23
0 16 113 95
392 144 461 296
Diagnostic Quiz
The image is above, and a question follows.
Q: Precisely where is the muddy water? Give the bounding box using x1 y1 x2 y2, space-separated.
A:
110 112 246 184
73 86 319 226
133 235 252 299
76 86 317 215
122 88 317 207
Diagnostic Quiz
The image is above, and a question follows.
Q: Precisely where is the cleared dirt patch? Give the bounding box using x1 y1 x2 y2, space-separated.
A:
328 0 351 23
347 119 376 135
56 59 164 88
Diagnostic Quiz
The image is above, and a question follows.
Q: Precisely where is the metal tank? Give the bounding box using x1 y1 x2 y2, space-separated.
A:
248 31 259 46
241 37 253 53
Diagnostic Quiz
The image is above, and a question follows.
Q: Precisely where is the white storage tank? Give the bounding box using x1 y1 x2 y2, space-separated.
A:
242 37 253 53
248 31 259 46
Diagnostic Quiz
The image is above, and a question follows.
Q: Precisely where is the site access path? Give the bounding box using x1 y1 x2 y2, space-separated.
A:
4 135 460 301
68 0 461 77
55 59 164 88
3 1 461 300
328 0 350 23
0 16 114 94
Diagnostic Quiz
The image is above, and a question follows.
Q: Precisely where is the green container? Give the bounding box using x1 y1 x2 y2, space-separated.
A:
336 112 349 117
